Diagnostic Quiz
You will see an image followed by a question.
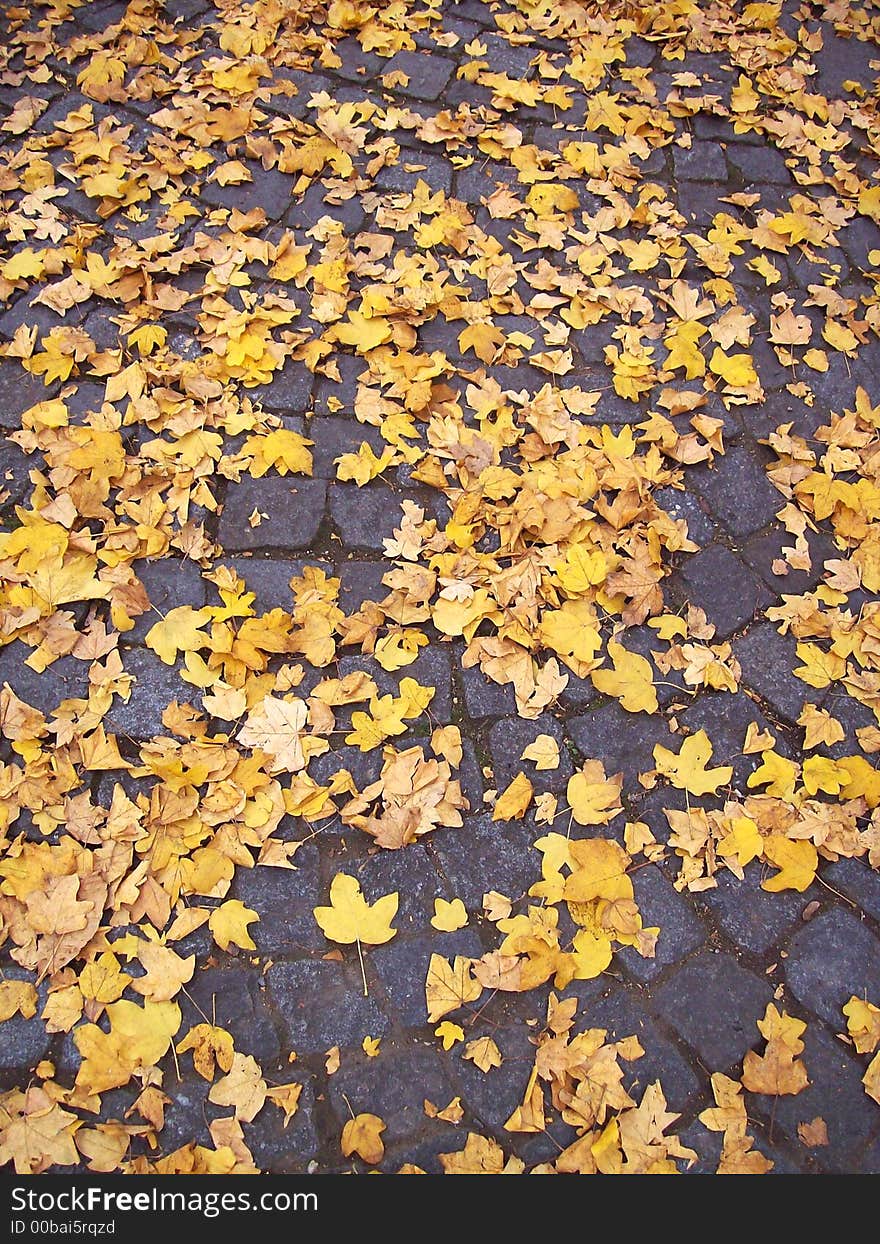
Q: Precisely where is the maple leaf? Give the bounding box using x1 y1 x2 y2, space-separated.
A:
431 898 468 932
425 954 482 1023
741 1005 809 1096
267 1083 303 1126
520 734 560 770
439 1132 523 1175
209 900 259 952
653 730 733 796
241 430 313 478
237 696 309 773
75 1000 181 1096
145 607 212 665
435 1021 465 1050
341 1114 386 1165
492 771 534 821
176 1024 236 1081
208 1053 267 1123
567 760 624 826
0 1088 80 1174
314 874 398 946
464 1036 503 1073
843 996 880 1055
591 641 658 714
760 837 817 893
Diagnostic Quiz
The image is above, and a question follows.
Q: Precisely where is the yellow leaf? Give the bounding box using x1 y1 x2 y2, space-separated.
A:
373 629 428 671
313 873 398 946
145 606 212 665
335 442 396 485
567 760 623 826
431 898 468 932
717 816 762 869
708 347 757 387
0 980 38 1023
591 640 658 714
341 1113 386 1164
760 837 817 893
741 1004 809 1097
242 429 313 478
209 900 259 952
362 1036 381 1058
653 730 733 796
176 1024 235 1081
207 1052 267 1122
266 1082 303 1125
463 1036 503 1073
75 1000 181 1095
435 1020 465 1050
520 734 560 770
747 749 800 800
492 771 533 821
425 954 481 1023
458 321 506 364
332 311 392 353
843 996 880 1055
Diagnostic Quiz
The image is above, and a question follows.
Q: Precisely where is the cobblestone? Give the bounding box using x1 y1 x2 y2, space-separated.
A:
784 908 880 1027
268 959 391 1053
673 543 773 639
0 0 877 1179
218 477 328 552
652 952 773 1071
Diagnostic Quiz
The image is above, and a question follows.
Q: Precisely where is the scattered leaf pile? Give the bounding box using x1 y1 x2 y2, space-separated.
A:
0 0 879 1173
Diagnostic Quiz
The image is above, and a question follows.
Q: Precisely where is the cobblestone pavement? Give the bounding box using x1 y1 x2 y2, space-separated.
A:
1 0 880 1175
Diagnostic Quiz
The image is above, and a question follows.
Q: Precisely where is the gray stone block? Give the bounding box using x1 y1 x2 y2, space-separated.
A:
488 712 573 795
338 559 388 612
349 844 448 931
201 164 294 220
329 482 404 551
336 643 453 720
690 445 781 539
680 691 786 789
567 702 674 790
129 557 207 643
371 929 482 1028
231 846 323 954
218 477 327 551
382 51 456 101
733 623 806 722
433 813 540 908
183 967 281 1065
309 417 387 479
247 359 313 414
652 951 773 1071
784 907 880 1026
583 989 701 1113
617 866 706 983
674 544 774 639
703 867 804 955
220 554 330 613
268 959 390 1052
822 857 880 923
749 1026 877 1175
327 1041 452 1152
459 660 517 718
0 966 50 1072
672 143 728 182
247 1080 320 1172
0 359 57 429
108 647 190 740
